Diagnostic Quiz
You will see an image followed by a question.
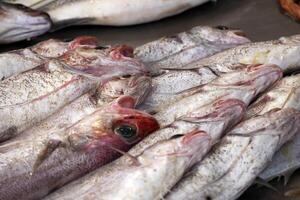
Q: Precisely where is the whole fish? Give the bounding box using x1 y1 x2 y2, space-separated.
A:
44 97 246 200
0 95 159 200
252 74 300 183
44 64 281 200
0 45 146 142
0 2 51 44
5 0 213 26
0 35 98 80
135 26 250 73
174 34 300 73
167 108 300 200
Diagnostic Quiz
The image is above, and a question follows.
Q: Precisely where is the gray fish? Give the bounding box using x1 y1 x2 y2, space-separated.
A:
5 0 213 26
0 35 98 80
0 2 51 44
167 109 300 200
135 26 250 74
0 45 146 142
0 95 159 200
177 34 300 73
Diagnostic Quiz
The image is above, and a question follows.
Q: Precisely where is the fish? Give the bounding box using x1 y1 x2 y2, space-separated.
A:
166 108 300 200
254 74 300 183
43 96 246 200
0 35 98 80
0 2 51 44
154 64 282 128
0 45 146 142
278 0 300 22
5 0 213 26
134 26 250 74
0 95 159 200
176 34 300 73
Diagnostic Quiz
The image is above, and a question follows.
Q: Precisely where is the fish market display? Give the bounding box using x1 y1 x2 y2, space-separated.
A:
278 0 300 22
175 34 300 73
0 2 51 44
0 45 146 142
5 0 213 26
135 26 250 74
167 108 300 200
0 36 98 80
0 96 159 200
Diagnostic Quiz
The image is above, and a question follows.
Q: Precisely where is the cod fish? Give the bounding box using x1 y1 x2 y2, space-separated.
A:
251 74 300 183
135 26 250 73
0 45 146 142
0 35 98 80
44 97 246 200
167 109 300 200
5 0 213 26
45 64 281 200
0 96 159 200
176 34 300 73
0 2 51 44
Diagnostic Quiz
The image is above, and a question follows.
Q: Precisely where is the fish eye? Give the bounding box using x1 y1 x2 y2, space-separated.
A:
114 124 137 140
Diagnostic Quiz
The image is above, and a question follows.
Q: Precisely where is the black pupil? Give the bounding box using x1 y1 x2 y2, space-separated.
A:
115 125 136 139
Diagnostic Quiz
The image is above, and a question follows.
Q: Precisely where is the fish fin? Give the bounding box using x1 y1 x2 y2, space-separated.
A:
106 145 140 166
33 139 65 172
283 169 296 185
49 18 94 32
254 177 279 193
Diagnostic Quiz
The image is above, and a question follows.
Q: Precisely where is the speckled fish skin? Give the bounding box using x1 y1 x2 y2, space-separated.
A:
0 35 98 80
249 74 300 181
4 0 212 26
0 45 147 142
0 96 159 200
154 64 282 128
43 97 245 200
135 26 250 74
0 2 51 44
185 34 300 73
167 108 300 200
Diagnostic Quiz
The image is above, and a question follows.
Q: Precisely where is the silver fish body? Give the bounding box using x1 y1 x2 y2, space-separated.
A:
5 0 212 26
0 45 146 142
135 26 250 74
0 2 51 44
167 108 300 200
181 34 300 73
0 36 98 80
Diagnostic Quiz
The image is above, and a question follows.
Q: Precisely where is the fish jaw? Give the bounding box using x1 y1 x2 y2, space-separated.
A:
59 45 148 82
0 2 52 43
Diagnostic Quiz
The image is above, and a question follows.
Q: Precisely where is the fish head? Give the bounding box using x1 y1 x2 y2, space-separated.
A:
140 130 211 167
279 34 300 45
192 26 251 45
59 45 148 83
0 2 52 43
97 75 152 106
74 96 159 152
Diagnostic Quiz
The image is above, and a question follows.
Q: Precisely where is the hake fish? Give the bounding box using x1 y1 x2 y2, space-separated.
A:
0 2 51 44
0 45 146 142
167 108 300 200
5 0 213 26
0 35 98 80
0 95 159 200
179 34 300 73
135 26 250 74
44 97 246 200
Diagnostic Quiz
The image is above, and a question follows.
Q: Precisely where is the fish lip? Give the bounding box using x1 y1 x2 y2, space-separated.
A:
227 30 251 43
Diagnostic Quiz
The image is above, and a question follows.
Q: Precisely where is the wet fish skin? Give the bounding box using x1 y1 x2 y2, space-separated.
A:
6 0 212 26
183 34 300 73
167 108 300 200
43 97 246 200
0 45 147 142
0 35 98 80
0 96 159 200
0 2 51 44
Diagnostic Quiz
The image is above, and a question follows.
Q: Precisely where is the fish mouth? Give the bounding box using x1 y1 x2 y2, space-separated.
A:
227 30 251 44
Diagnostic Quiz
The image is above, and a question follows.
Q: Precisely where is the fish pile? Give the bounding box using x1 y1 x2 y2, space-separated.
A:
1 25 300 200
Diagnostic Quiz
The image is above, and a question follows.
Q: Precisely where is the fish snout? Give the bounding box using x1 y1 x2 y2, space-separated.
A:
227 29 251 44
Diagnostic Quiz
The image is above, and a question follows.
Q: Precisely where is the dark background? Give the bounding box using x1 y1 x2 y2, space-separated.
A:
2 0 300 199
